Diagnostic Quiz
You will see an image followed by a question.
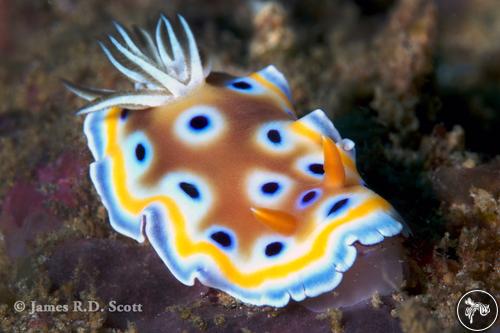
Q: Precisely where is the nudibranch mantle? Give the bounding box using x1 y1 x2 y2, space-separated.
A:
66 15 404 307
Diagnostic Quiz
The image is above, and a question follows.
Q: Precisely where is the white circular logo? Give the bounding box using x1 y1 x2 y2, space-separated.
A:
456 289 498 331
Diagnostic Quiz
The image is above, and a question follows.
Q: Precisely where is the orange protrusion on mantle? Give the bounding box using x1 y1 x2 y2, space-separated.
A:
251 207 298 235
322 136 345 189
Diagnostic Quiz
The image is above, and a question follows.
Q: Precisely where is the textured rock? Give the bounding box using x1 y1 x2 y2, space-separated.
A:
432 160 500 207
0 152 85 258
43 237 406 332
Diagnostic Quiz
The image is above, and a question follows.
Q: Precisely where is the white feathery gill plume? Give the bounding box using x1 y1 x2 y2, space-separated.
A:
64 15 209 115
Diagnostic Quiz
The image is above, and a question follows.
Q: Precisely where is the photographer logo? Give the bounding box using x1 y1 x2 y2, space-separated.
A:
456 289 498 331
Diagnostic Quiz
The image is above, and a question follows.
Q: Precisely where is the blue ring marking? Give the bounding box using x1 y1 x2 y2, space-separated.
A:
210 231 233 248
256 122 293 153
226 77 267 95
204 225 237 251
135 143 146 161
261 181 281 195
308 163 324 175
266 129 282 144
231 80 252 90
297 189 322 209
174 106 225 144
265 242 284 257
120 109 129 120
178 181 201 200
327 198 349 217
295 154 325 180
123 131 153 175
189 115 210 131
247 170 293 206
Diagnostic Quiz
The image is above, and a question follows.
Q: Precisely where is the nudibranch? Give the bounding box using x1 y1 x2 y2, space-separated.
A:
65 15 405 307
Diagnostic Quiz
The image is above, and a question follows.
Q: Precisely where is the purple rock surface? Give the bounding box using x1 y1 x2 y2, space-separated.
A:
46 237 404 332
